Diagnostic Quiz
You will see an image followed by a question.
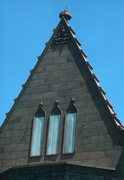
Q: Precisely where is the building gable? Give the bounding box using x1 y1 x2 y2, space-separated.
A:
0 9 124 179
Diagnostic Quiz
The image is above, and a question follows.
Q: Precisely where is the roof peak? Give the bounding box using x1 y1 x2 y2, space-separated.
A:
59 8 72 21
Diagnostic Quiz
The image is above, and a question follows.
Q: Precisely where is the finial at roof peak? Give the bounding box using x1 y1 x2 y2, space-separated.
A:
59 8 72 21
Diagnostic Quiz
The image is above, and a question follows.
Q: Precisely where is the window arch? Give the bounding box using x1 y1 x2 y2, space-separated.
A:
63 98 77 154
46 101 61 155
30 103 45 156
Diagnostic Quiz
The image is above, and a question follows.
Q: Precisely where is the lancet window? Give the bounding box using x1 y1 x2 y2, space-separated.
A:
30 104 45 156
46 101 61 155
63 99 77 154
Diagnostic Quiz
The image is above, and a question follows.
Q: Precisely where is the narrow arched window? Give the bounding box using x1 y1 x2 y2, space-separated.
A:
63 99 77 154
46 101 61 155
30 104 45 156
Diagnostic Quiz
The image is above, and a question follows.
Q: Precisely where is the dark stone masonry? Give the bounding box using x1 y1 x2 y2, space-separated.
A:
0 9 124 180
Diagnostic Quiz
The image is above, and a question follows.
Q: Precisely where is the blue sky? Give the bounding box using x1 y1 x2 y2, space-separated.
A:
0 0 124 125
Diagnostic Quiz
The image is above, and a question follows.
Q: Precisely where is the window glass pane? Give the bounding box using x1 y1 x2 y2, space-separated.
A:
47 115 60 155
30 117 44 156
63 113 76 153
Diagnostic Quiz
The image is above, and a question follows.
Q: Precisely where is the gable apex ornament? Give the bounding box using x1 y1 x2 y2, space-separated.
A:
59 8 72 21
52 9 72 45
52 23 70 45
